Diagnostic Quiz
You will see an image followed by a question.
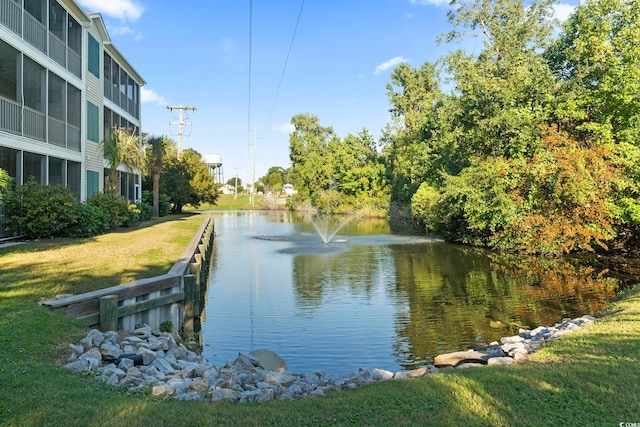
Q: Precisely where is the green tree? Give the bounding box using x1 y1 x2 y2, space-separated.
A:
546 0 640 237
161 148 218 213
102 127 145 196
226 177 244 194
289 114 336 205
267 172 283 197
442 0 556 159
382 61 444 203
144 135 168 218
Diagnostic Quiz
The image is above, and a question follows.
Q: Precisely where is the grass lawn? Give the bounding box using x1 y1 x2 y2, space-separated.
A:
1 213 639 426
192 194 266 211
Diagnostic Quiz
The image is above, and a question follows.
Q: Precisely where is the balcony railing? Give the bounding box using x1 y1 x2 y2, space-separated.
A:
68 50 81 78
48 116 66 147
0 96 21 135
0 0 21 36
67 123 81 151
23 107 45 141
49 33 66 68
24 12 46 54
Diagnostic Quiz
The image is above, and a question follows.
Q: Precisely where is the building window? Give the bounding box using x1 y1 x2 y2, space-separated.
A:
86 170 99 198
67 160 81 198
67 84 81 151
0 40 19 101
23 151 46 184
48 156 65 185
87 101 99 142
23 57 45 113
103 52 112 100
88 34 100 78
47 71 66 147
23 57 46 141
0 146 20 183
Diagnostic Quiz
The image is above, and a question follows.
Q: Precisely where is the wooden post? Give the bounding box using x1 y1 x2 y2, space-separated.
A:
191 260 201 285
184 275 196 340
194 272 202 314
100 295 118 332
195 254 204 284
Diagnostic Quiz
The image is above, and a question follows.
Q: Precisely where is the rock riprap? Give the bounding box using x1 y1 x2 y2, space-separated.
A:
63 325 436 403
433 315 597 368
64 315 597 403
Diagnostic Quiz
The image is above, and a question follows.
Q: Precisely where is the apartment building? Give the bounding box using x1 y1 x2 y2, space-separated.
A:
0 0 146 211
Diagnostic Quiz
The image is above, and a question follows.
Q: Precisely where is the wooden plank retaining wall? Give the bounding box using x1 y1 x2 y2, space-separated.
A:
42 215 214 337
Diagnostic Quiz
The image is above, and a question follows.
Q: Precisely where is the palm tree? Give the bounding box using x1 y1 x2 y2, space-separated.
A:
146 135 167 218
103 127 145 196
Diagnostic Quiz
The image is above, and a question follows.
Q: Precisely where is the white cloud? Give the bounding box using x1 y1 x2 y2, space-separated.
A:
77 0 144 22
410 0 450 6
553 3 576 22
274 122 295 133
374 56 408 75
109 25 133 36
140 87 167 106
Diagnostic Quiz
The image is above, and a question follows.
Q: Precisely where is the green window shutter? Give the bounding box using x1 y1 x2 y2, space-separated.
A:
87 101 99 142
86 170 99 197
88 34 100 78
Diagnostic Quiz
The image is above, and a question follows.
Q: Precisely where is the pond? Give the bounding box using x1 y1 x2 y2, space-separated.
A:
199 211 618 374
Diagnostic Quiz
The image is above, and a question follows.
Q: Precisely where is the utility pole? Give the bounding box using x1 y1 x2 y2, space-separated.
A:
233 167 241 200
167 105 197 158
250 124 257 206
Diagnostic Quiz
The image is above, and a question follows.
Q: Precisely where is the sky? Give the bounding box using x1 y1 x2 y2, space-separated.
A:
76 0 579 185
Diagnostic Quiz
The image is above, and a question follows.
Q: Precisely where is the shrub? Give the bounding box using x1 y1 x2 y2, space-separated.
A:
87 191 129 229
142 190 171 217
122 204 141 227
66 203 110 237
138 202 153 221
0 168 12 204
4 178 78 239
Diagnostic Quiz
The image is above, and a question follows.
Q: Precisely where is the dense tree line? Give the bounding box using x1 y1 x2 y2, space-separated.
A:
286 0 640 255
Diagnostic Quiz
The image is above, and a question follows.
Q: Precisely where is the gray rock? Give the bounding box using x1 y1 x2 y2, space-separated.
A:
152 385 175 398
371 368 394 381
487 357 514 366
118 357 135 371
173 391 203 401
87 329 105 347
211 387 241 403
64 359 92 373
434 350 492 367
500 335 525 344
138 348 157 365
249 349 287 372
393 371 408 380
456 363 484 369
69 343 85 356
240 388 275 403
99 341 122 361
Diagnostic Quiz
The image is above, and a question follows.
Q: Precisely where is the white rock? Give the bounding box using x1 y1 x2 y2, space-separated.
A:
371 368 394 381
487 357 514 366
500 335 524 344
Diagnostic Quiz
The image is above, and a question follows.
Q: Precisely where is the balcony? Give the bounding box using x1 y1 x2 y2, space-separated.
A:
0 0 21 36
0 96 21 135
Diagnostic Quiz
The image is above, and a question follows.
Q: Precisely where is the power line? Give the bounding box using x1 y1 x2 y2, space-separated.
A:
266 0 305 128
248 0 253 133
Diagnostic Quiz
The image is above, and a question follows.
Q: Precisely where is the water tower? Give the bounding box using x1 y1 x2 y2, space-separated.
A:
205 153 224 184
